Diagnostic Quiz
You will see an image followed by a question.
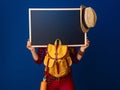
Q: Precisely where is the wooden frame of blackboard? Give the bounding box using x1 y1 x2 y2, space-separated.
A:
29 8 87 47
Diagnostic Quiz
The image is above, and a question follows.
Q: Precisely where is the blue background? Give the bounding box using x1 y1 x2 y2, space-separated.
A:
1 0 120 90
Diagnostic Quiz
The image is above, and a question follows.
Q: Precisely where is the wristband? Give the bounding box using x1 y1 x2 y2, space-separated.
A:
78 50 84 56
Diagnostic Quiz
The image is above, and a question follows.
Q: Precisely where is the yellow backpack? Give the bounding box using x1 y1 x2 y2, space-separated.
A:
44 39 72 78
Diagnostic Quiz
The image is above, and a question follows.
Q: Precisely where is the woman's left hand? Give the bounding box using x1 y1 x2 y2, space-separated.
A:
80 38 90 52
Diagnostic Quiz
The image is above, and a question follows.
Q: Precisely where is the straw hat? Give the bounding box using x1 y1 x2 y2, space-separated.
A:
80 5 97 33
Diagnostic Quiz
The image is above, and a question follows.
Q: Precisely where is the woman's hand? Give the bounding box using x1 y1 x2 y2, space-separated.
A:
26 39 39 61
77 38 90 61
26 39 35 51
80 38 90 52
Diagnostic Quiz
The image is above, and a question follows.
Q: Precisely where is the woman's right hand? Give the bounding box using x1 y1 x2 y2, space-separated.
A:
26 39 35 51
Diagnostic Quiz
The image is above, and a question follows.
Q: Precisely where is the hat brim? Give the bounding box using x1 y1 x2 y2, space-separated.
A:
80 5 89 33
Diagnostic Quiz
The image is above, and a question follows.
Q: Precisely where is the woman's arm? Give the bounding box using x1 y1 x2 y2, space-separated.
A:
26 40 47 64
77 38 90 61
26 40 39 61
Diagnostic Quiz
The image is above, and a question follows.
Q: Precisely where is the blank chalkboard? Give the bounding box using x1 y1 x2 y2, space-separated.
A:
29 8 87 47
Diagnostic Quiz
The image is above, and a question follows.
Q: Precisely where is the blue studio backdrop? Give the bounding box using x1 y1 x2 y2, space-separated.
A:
1 0 120 90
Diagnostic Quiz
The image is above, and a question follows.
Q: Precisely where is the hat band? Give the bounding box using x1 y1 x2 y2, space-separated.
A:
82 8 89 29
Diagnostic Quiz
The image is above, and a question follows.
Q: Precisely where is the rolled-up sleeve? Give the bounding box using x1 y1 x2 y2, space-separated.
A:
34 47 47 64
69 47 79 64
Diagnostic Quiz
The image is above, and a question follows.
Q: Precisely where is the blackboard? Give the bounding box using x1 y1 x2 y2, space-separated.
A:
29 8 87 47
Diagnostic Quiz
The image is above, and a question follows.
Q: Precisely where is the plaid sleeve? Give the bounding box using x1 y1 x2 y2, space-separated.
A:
69 47 79 64
34 47 47 64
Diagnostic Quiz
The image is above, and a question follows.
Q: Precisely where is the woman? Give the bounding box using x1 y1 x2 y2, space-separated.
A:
26 38 90 90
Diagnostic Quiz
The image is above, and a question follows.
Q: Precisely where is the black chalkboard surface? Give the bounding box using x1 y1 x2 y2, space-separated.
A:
29 8 86 47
